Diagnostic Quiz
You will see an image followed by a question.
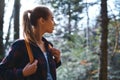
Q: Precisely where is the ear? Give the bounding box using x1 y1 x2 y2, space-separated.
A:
39 18 45 24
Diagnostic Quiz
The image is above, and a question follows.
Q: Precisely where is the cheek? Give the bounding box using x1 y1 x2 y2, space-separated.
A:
48 21 54 28
48 24 54 33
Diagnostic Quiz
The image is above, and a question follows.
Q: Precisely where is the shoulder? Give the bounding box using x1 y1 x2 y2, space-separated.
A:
11 39 25 49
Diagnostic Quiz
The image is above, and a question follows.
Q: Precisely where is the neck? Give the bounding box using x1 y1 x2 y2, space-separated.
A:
37 38 43 44
36 38 46 53
33 27 45 43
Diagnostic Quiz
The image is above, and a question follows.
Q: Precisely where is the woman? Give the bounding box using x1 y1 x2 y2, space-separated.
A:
0 6 61 80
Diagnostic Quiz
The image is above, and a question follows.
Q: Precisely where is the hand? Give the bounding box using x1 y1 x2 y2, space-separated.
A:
22 59 38 77
49 44 61 63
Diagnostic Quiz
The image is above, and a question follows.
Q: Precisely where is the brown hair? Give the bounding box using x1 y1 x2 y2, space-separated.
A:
22 6 50 43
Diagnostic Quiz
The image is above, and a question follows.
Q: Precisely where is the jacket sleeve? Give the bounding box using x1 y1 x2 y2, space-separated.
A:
55 60 61 68
0 42 24 80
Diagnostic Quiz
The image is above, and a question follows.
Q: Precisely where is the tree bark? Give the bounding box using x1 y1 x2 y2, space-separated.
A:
99 0 109 80
14 0 20 40
0 0 5 60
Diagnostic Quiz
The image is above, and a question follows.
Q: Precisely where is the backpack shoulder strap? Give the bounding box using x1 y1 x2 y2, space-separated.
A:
25 40 34 64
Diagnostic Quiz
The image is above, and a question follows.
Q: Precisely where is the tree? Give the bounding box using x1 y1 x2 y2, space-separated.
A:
14 0 20 40
3 0 20 54
0 0 5 60
51 0 83 40
99 0 109 80
115 0 120 12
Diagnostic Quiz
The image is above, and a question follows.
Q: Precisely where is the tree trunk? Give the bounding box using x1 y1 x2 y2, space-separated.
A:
99 0 109 80
14 0 20 40
0 0 5 60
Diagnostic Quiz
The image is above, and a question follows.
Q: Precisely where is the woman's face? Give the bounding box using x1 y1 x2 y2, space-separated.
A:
44 11 55 33
37 11 55 34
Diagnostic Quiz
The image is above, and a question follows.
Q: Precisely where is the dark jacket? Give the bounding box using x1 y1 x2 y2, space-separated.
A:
0 37 61 80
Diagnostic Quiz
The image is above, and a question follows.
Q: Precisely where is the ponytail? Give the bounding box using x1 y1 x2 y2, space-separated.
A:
22 6 50 43
22 10 36 43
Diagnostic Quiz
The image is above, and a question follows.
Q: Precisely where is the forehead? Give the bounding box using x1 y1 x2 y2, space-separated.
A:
48 10 53 17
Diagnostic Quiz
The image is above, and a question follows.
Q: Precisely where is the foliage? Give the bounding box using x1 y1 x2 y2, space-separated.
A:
49 33 100 80
107 19 120 80
50 0 84 40
115 0 120 11
42 15 120 80
1 0 120 80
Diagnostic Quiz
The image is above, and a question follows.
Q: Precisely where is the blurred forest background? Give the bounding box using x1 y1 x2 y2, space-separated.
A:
0 0 120 80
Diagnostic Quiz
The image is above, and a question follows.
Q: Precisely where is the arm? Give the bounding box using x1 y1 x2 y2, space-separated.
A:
0 45 24 80
0 41 38 80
